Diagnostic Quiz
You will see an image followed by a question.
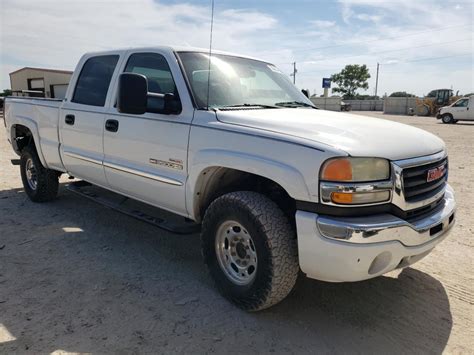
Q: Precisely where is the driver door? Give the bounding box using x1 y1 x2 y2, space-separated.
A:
102 50 193 216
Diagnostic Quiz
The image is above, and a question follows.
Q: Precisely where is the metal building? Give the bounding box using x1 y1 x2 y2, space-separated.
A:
9 67 73 99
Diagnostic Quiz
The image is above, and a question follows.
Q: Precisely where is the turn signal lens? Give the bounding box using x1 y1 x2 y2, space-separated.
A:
331 191 390 205
321 158 352 181
331 192 354 204
321 157 390 182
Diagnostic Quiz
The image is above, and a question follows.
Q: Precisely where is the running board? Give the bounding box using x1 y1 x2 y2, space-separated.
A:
67 181 201 235
11 159 20 166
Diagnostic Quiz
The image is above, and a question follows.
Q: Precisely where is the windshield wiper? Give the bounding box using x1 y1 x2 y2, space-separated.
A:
217 103 280 109
275 101 318 109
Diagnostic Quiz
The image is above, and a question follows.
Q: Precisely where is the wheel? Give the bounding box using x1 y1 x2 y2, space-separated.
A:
20 145 59 202
441 114 453 124
201 191 299 311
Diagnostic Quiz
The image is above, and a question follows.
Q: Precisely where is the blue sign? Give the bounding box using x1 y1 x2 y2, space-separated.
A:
322 78 331 88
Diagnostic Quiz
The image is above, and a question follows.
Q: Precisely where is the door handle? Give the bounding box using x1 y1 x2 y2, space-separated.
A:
65 114 75 125
105 119 119 132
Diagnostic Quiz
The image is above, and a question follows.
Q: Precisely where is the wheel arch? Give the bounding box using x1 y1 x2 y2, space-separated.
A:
10 120 48 168
187 149 310 222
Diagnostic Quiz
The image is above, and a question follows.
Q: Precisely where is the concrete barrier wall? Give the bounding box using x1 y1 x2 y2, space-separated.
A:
310 97 341 111
383 97 418 115
344 100 383 111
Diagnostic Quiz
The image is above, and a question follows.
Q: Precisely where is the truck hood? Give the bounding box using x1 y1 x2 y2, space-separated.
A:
216 108 445 160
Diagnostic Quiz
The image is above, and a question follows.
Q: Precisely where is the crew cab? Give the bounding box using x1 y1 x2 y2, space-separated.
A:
437 95 474 123
4 46 456 311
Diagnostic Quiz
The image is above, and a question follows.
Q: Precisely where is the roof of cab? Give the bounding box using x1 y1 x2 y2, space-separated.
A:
82 45 268 64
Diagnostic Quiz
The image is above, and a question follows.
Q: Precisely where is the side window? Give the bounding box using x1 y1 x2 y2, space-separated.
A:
72 55 119 107
454 99 468 107
124 52 181 114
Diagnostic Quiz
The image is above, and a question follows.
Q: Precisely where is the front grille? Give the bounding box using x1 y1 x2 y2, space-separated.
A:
402 157 448 202
404 195 445 221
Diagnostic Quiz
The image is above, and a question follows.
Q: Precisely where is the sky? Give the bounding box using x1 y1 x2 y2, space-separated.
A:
0 0 473 97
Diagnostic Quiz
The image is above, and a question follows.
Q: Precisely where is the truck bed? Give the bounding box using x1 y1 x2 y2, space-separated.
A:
4 96 64 171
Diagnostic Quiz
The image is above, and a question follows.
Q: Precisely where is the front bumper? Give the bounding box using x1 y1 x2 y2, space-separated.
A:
296 184 456 282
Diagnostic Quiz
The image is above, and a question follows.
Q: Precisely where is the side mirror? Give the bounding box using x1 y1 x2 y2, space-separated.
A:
147 92 181 115
117 72 181 115
117 73 148 114
301 89 309 98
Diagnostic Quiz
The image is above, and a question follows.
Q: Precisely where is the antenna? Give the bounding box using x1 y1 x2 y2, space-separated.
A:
206 0 215 110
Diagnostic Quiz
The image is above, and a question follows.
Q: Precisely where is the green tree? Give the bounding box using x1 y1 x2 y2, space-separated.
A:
330 65 370 99
0 89 12 97
389 91 415 97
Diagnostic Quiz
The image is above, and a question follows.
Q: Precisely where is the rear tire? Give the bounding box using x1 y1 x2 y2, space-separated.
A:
441 113 453 124
201 191 299 311
20 145 59 202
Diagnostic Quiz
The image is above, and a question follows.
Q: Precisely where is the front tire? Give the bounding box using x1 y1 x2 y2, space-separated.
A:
201 191 299 311
20 145 59 202
441 113 453 124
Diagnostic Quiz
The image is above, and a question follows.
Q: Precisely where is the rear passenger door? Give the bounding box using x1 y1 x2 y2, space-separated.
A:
103 50 193 216
60 54 120 187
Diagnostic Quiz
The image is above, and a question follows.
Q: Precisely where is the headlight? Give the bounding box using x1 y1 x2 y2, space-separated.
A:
320 157 392 206
320 157 390 182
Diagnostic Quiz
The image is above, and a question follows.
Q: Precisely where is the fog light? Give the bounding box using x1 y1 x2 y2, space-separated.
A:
331 191 390 205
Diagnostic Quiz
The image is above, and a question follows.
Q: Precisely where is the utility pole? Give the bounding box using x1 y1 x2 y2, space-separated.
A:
291 62 297 85
375 62 380 98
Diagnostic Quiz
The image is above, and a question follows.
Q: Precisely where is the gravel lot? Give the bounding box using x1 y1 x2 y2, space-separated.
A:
0 111 472 354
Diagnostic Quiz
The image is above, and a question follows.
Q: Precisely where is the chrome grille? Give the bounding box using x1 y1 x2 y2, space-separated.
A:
402 157 448 202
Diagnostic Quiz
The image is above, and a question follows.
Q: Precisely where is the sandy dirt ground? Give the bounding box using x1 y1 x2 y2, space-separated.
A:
0 111 472 354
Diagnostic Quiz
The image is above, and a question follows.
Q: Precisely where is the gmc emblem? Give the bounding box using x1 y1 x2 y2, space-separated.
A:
427 164 446 182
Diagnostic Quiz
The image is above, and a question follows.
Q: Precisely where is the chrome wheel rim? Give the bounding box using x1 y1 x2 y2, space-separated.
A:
215 220 258 285
25 158 38 190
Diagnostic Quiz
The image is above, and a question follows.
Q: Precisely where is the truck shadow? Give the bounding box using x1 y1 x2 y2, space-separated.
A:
0 184 452 353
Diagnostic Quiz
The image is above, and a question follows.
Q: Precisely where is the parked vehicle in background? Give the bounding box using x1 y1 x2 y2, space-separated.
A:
3 46 456 311
437 96 474 123
340 101 351 111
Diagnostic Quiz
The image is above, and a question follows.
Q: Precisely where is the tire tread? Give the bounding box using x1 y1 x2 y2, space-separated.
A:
201 191 299 311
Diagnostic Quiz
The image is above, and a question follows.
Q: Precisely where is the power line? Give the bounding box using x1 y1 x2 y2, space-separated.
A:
287 23 472 54
296 37 472 66
298 52 472 75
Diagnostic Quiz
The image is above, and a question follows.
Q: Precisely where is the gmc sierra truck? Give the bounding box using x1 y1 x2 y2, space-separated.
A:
4 46 456 311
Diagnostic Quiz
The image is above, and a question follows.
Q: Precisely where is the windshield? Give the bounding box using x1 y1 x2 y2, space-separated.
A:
177 52 314 109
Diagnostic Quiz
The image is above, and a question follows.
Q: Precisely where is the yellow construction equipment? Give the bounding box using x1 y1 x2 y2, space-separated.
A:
415 89 461 116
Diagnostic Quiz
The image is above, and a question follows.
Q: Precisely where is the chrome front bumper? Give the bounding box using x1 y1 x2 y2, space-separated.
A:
317 184 455 247
296 184 456 282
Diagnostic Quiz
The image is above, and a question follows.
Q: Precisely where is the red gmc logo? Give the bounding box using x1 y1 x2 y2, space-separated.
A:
427 164 446 182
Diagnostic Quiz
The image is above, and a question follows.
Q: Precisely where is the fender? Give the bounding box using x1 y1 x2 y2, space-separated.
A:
10 115 49 168
186 148 311 219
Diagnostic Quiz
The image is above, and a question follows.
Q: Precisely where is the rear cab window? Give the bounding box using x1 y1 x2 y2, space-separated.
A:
72 55 119 106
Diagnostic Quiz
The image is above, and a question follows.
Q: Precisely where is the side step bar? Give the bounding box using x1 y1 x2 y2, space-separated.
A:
67 181 201 235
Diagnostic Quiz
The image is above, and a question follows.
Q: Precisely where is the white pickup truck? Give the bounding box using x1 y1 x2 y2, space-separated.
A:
4 46 456 311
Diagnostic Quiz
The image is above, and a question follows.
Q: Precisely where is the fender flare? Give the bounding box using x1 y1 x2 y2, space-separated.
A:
10 115 49 168
186 149 311 218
